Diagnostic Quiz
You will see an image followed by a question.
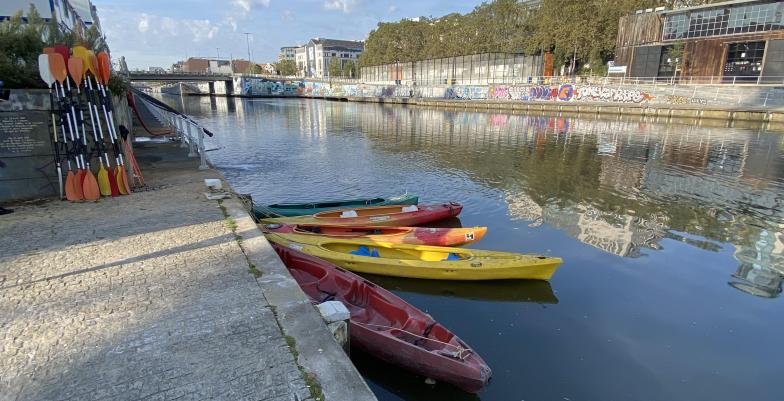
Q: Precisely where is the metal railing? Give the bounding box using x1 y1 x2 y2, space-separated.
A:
142 100 209 170
359 75 784 87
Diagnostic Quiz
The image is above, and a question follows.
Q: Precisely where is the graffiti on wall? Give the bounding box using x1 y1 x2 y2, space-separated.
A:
574 86 654 103
664 95 708 105
446 86 488 100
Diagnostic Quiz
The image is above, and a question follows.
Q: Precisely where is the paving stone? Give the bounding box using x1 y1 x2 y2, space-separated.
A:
0 143 312 401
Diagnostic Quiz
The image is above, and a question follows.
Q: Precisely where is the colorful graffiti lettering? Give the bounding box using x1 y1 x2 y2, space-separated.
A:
489 85 511 99
574 86 654 103
445 86 488 100
557 84 574 101
664 95 708 105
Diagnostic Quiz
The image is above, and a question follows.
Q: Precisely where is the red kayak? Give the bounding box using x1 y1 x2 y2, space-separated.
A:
262 223 487 246
273 244 492 393
260 202 463 227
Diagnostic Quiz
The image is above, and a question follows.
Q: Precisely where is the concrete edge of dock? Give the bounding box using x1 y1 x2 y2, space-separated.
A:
222 197 379 401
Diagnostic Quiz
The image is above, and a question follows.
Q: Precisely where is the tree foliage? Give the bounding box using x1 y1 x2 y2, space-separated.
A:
342 60 357 78
0 4 109 89
328 57 342 77
274 59 296 76
359 0 718 73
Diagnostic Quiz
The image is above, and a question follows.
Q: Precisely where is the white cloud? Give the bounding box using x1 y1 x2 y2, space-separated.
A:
281 9 294 21
232 0 271 13
388 5 397 13
323 0 360 13
137 14 149 33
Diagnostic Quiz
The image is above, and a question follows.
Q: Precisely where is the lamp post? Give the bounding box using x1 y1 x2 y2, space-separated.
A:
243 32 253 74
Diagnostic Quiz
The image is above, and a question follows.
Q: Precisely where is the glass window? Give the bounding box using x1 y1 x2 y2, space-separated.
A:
664 1 783 40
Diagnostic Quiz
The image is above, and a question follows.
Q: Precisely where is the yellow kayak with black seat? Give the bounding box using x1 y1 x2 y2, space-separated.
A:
263 231 563 281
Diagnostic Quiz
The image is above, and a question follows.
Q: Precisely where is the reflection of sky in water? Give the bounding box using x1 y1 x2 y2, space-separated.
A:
156 95 784 401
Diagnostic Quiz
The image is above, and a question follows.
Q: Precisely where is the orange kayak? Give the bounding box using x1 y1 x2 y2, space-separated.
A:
259 203 463 227
262 223 487 246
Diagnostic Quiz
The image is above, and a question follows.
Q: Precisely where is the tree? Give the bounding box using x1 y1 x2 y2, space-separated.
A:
342 60 357 78
249 63 263 74
0 6 47 89
328 57 342 77
274 59 296 76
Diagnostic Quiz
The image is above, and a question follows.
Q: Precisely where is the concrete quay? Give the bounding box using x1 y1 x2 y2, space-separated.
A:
0 141 376 401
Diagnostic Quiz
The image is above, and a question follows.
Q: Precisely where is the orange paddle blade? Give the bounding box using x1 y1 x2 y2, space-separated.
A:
116 166 128 195
82 171 100 201
48 53 68 84
43 47 55 54
65 171 80 201
98 52 112 84
67 57 83 87
89 52 103 84
97 161 111 196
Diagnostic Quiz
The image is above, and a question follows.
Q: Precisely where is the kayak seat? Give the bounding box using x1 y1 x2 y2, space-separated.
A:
350 245 371 256
349 246 381 257
443 253 461 261
340 210 359 218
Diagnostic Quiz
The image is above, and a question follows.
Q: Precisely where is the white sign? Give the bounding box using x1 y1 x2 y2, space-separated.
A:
608 65 627 74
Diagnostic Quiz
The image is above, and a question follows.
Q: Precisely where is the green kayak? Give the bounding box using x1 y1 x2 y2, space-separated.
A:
252 194 419 219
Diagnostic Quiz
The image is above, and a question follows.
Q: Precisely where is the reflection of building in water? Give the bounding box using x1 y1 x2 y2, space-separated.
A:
729 229 784 298
350 101 783 268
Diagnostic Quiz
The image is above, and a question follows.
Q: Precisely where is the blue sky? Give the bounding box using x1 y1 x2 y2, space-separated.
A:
95 0 481 69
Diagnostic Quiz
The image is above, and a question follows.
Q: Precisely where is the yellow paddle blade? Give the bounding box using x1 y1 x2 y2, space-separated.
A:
116 167 128 195
97 163 111 196
72 46 91 77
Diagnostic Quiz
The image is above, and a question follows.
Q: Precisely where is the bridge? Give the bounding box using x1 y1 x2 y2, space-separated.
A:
128 71 233 82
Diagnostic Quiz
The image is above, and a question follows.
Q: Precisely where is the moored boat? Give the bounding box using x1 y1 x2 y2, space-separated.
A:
262 223 487 246
252 194 418 219
264 232 563 281
273 244 493 393
260 203 463 227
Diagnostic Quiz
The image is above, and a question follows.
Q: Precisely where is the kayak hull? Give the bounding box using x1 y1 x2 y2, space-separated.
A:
262 223 487 246
265 233 563 281
273 244 492 393
252 194 418 219
261 203 463 227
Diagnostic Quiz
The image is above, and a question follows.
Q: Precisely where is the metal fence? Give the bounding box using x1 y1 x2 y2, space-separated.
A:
360 53 544 86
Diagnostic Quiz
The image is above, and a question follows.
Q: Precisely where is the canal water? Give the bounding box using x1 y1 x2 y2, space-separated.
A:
163 95 783 401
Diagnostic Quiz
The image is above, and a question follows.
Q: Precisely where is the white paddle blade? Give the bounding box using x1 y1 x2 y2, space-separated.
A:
38 54 54 86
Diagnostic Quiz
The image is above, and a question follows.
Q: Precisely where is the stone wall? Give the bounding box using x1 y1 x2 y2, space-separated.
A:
0 90 58 202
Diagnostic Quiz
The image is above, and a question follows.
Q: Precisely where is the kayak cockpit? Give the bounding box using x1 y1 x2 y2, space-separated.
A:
322 242 471 262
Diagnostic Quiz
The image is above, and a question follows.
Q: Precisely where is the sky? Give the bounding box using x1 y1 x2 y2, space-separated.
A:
94 0 481 70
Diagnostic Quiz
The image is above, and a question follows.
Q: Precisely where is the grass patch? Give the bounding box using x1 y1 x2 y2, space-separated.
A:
218 200 259 277
282 335 323 400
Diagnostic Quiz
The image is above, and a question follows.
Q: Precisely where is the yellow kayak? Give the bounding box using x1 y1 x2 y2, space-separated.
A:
264 232 563 281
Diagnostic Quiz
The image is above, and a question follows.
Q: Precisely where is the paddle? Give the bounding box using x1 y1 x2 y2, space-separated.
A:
75 47 115 196
48 53 83 201
87 50 121 196
38 54 64 200
97 51 131 194
67 56 100 201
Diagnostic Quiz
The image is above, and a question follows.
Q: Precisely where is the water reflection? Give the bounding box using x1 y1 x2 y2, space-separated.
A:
361 275 558 304
166 95 784 299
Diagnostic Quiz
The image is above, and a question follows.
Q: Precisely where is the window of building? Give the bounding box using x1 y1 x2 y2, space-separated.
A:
724 41 766 82
663 1 784 40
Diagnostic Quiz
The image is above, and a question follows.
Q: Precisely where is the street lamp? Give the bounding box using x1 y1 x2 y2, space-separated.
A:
243 32 253 74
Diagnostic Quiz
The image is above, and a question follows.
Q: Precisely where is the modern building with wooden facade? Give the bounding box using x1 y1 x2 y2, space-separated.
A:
614 0 784 83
